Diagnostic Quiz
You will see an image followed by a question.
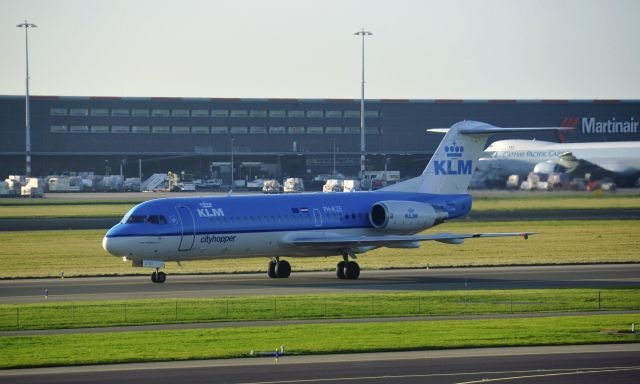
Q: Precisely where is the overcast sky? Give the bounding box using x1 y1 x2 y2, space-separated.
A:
1 0 638 99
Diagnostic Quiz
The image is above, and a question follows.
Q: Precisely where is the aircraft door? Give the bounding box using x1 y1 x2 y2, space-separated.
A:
176 206 196 251
313 208 322 227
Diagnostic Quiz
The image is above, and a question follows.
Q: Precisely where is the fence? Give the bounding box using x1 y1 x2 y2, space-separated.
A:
1 289 638 331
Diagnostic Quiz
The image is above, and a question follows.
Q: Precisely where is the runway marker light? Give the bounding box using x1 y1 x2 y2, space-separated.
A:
44 288 48 299
633 323 636 333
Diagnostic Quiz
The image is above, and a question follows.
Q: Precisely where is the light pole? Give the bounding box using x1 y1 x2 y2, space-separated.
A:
230 138 235 192
17 20 37 177
354 28 372 179
333 138 337 175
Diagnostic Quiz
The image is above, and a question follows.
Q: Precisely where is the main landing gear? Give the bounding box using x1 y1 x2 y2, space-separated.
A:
336 252 360 280
151 268 166 283
267 258 291 279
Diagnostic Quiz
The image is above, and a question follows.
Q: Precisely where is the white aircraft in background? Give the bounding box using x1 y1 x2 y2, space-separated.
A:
475 139 640 186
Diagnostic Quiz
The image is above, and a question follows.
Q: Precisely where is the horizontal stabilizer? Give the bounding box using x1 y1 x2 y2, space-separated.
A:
428 127 572 135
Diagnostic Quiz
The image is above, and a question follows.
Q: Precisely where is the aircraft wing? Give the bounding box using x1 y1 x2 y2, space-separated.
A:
288 231 534 248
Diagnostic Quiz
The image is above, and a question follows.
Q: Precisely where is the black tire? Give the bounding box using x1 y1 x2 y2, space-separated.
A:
345 261 360 280
156 272 167 283
151 271 157 283
336 261 346 279
267 260 277 278
275 260 291 278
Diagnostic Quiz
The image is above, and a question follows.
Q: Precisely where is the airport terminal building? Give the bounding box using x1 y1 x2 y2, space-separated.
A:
1 95 638 181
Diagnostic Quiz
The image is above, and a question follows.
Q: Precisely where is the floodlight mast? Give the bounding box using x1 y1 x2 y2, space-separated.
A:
17 20 37 177
354 28 372 179
230 137 235 193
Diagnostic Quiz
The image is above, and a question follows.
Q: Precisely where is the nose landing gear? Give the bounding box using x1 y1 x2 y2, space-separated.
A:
151 268 166 283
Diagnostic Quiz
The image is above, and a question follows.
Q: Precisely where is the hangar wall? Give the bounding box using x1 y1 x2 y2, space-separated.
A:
0 95 638 179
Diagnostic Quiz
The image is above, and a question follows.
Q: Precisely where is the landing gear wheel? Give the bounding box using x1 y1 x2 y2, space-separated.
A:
275 260 291 278
156 271 166 283
151 271 157 283
336 261 346 279
267 260 277 278
344 261 360 280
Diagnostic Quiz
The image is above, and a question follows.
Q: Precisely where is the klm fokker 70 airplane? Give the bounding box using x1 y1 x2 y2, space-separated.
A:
103 121 562 283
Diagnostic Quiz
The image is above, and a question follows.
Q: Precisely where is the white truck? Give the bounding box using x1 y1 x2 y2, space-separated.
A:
361 170 400 189
20 178 44 198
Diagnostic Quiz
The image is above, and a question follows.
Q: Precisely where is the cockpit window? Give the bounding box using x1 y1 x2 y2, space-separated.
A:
126 215 147 224
122 208 167 225
147 215 167 225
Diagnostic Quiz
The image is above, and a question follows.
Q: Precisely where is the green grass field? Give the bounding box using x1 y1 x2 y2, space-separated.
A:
0 193 638 219
0 220 638 278
471 195 640 211
1 288 637 331
1 314 638 369
0 199 142 206
0 204 133 219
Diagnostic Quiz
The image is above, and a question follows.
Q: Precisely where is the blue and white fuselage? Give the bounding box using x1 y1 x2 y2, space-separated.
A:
103 191 470 261
103 121 560 282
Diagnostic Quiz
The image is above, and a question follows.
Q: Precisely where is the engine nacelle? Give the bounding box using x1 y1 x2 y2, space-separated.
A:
369 200 442 232
533 160 567 175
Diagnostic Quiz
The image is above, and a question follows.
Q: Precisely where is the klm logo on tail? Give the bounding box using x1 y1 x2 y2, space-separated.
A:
434 143 473 175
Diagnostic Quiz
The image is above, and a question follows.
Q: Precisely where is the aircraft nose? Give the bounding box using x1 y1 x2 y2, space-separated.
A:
103 235 123 257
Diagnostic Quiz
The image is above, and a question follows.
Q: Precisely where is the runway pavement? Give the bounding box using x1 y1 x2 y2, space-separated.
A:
1 344 639 383
1 264 638 304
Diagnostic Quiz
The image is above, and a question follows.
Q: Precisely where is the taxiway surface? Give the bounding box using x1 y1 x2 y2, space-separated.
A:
1 264 638 304
1 344 639 384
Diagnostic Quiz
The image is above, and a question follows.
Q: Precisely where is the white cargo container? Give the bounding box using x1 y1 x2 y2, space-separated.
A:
342 179 360 192
283 178 304 193
5 178 22 195
323 179 343 193
262 179 282 194
48 177 70 191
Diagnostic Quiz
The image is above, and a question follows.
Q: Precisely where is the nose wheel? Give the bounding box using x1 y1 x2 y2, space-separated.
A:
151 268 166 283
